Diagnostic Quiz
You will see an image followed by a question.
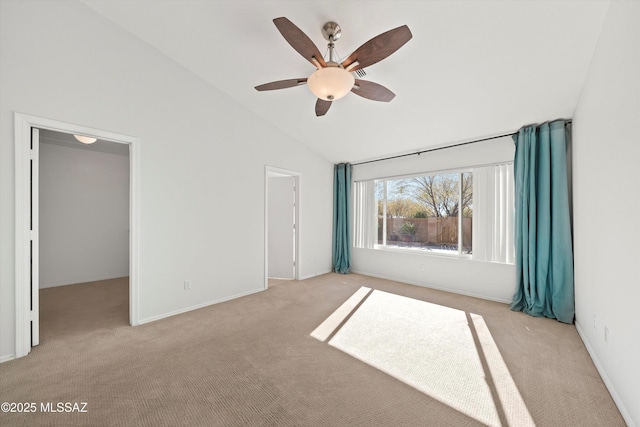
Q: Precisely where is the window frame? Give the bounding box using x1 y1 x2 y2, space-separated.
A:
372 167 473 259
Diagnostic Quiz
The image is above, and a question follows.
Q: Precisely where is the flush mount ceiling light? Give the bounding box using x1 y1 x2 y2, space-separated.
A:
255 18 412 116
74 134 97 144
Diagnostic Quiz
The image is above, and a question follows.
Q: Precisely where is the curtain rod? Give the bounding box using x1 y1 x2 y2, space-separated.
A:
351 120 572 166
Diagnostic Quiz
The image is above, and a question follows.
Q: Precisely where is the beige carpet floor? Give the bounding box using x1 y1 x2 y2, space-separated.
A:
0 273 625 426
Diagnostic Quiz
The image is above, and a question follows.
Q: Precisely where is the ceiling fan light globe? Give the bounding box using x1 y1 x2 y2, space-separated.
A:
74 134 97 144
307 66 354 102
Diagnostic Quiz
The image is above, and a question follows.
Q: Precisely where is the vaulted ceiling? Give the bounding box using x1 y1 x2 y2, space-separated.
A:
82 0 610 163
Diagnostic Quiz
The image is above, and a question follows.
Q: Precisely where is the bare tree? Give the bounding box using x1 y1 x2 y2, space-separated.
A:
461 172 473 217
410 173 472 217
376 173 472 219
380 179 423 218
412 174 458 217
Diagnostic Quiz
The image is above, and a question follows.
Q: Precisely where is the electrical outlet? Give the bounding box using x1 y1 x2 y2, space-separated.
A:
593 314 598 330
419 264 424 271
184 280 191 290
604 326 609 344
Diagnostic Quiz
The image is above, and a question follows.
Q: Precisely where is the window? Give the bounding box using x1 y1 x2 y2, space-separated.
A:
374 170 472 255
354 164 514 263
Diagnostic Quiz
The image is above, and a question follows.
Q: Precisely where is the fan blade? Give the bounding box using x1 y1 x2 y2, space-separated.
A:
351 79 396 102
273 17 327 68
315 99 332 116
341 25 412 71
255 78 307 91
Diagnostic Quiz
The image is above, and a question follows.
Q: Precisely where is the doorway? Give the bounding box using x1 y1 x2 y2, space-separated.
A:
38 129 130 342
14 113 140 358
265 166 300 287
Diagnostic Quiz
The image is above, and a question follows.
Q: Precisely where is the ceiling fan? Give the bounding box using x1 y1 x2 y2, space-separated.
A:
255 17 412 116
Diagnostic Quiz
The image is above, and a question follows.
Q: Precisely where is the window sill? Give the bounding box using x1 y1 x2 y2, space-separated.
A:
371 244 473 260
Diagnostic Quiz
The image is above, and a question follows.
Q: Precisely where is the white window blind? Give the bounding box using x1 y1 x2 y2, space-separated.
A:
472 164 515 264
353 180 377 249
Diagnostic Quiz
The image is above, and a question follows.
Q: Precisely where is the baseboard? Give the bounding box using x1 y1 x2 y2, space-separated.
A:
299 269 332 281
0 353 16 364
575 321 635 427
137 287 266 325
349 269 512 304
40 274 128 289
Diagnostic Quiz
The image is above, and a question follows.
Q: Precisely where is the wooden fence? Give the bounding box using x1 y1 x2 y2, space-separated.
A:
379 217 472 251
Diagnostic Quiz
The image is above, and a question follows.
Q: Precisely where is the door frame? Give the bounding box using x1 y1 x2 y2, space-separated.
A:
14 113 141 358
264 166 300 288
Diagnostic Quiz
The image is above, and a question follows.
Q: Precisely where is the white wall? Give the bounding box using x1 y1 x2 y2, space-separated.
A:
351 137 516 302
0 0 333 360
572 1 640 425
39 140 129 288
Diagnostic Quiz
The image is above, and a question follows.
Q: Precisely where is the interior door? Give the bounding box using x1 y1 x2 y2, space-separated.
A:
268 176 295 279
30 127 40 346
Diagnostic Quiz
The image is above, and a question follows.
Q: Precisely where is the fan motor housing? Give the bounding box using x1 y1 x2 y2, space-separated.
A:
321 22 341 41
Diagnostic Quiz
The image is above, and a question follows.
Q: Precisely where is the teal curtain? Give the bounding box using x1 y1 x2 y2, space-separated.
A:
511 120 574 324
333 163 352 274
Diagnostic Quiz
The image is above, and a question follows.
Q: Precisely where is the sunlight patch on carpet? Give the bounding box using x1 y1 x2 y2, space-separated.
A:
469 313 535 427
312 288 535 427
310 286 371 342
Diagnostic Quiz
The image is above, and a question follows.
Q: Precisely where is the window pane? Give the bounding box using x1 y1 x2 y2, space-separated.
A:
375 181 385 245
413 174 459 254
372 174 461 254
462 172 473 254
356 171 479 256
385 178 418 247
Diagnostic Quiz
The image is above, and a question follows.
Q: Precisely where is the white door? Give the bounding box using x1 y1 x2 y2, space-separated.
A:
268 176 295 279
30 128 40 346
